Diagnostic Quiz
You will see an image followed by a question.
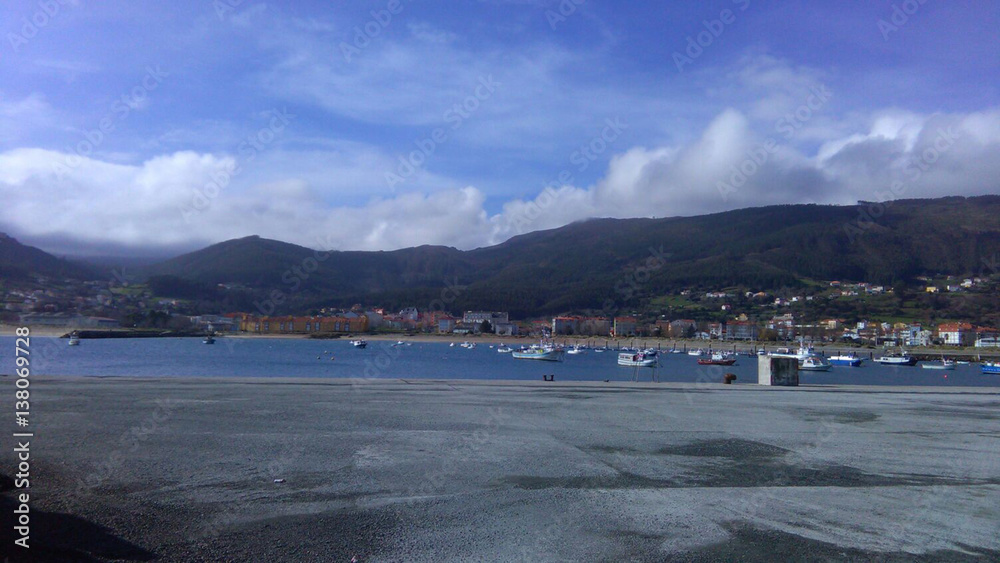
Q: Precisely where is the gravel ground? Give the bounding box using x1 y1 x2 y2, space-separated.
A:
2 376 1000 562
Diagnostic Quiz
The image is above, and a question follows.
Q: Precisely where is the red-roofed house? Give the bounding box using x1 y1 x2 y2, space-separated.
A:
938 322 974 346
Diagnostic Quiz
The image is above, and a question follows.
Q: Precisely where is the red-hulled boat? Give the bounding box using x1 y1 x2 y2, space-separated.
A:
697 353 737 366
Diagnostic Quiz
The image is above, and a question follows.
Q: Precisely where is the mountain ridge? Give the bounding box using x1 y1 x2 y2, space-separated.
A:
6 196 1000 317
0 233 96 281
135 196 1000 316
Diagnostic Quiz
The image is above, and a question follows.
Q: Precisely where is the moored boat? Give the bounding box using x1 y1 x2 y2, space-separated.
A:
921 359 955 370
619 351 658 367
874 351 917 366
799 355 832 371
513 345 564 362
829 353 862 367
697 352 736 366
68 331 81 346
351 339 367 349
771 345 831 371
980 361 1000 375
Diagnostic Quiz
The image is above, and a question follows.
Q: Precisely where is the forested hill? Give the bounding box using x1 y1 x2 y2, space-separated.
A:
129 195 1000 316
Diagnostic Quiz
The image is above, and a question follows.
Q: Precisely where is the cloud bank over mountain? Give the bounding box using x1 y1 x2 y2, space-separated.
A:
0 2 997 254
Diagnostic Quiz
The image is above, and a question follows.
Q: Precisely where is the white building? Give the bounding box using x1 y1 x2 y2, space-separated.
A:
975 337 1000 348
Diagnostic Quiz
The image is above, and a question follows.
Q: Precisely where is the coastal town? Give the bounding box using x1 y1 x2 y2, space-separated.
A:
6 272 1000 349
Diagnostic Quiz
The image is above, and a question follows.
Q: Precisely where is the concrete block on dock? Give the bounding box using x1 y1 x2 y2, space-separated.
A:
758 356 798 386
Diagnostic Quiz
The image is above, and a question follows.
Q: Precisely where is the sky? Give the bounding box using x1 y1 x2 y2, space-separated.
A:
0 0 998 256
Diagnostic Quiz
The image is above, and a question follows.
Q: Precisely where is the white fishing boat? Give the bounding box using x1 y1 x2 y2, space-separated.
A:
874 350 917 366
770 345 819 361
512 345 564 362
771 345 830 371
68 331 81 346
566 346 585 355
921 359 955 370
618 350 658 367
351 339 367 349
687 349 705 357
799 355 832 371
460 341 476 349
497 346 512 353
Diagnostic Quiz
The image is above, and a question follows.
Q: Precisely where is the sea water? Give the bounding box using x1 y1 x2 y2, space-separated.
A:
4 336 998 387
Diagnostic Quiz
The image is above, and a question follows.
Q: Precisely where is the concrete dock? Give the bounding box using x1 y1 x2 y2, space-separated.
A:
3 376 1000 561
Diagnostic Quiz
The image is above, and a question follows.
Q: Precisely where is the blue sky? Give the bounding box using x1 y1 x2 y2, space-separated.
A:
1 0 998 255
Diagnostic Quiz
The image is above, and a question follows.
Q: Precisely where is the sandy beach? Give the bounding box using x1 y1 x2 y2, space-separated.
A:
3 376 999 562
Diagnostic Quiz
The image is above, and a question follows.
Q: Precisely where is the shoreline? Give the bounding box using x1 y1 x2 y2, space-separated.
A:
25 374 1000 393
3 325 999 359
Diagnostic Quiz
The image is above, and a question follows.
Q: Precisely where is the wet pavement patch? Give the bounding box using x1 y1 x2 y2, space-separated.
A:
674 522 1000 562
790 408 881 424
514 438 969 489
657 438 790 459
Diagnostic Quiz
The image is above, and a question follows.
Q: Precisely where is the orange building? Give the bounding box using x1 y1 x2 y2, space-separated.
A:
239 315 368 334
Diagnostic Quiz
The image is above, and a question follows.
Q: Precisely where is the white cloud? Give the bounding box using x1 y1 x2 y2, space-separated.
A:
2 106 998 255
0 94 55 143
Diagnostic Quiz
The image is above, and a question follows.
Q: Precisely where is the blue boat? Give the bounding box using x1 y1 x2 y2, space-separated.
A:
982 361 1000 375
829 353 863 367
